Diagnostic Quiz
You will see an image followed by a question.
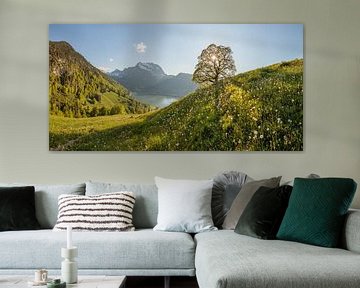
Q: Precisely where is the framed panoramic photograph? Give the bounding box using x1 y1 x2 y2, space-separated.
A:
49 24 303 151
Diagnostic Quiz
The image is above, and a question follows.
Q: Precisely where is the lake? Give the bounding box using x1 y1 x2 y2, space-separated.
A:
132 93 179 108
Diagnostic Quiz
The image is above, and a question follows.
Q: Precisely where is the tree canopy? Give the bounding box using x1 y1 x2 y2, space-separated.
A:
193 44 236 86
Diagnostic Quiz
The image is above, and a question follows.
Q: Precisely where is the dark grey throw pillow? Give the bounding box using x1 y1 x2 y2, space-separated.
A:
0 186 41 231
223 176 281 230
212 171 250 228
235 185 292 239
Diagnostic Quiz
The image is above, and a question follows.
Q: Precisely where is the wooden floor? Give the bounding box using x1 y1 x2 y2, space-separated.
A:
126 276 199 288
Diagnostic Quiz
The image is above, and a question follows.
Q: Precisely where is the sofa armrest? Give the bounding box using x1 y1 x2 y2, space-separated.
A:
342 209 360 253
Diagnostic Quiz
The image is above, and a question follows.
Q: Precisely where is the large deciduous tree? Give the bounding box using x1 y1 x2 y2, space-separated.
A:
193 44 236 86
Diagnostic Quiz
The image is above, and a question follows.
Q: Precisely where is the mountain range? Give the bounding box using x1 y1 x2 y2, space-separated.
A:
108 62 197 97
49 41 152 118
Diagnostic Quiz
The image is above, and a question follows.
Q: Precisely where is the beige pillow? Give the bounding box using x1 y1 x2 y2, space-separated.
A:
222 176 281 230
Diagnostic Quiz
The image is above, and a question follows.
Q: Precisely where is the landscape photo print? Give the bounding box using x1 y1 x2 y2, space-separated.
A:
49 24 303 151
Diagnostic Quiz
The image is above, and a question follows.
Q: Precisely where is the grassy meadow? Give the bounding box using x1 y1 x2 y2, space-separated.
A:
49 59 303 151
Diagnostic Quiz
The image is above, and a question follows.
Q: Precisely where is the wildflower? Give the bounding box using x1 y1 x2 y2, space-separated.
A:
253 130 258 135
260 135 264 139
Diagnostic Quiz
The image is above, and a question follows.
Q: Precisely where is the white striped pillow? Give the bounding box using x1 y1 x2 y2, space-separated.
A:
53 192 136 232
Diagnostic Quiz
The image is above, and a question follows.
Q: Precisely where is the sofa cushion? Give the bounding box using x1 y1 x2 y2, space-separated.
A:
212 171 250 228
195 230 360 288
277 178 357 247
0 186 40 231
53 192 136 232
153 177 216 233
342 209 360 253
0 229 195 272
86 181 158 229
0 183 85 229
222 176 281 229
234 185 292 239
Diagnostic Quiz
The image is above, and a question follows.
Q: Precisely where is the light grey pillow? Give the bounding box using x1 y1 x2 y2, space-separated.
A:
153 177 217 233
222 176 281 230
212 171 252 228
283 173 320 186
86 181 158 229
0 183 85 228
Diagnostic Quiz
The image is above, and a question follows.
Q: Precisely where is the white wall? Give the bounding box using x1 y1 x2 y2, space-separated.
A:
0 0 359 208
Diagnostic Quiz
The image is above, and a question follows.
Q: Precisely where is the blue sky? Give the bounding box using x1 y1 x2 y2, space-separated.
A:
49 24 303 75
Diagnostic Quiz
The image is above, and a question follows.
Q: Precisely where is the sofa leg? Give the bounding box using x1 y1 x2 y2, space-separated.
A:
164 276 170 288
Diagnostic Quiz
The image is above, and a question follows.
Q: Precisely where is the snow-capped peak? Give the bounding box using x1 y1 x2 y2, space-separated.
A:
109 69 123 77
136 62 165 75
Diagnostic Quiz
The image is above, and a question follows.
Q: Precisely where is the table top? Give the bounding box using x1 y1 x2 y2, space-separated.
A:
0 275 126 288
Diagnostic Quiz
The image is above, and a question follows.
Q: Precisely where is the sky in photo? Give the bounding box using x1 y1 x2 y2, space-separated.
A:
49 24 303 75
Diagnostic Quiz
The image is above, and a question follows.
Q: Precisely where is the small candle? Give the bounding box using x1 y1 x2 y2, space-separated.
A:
67 225 72 249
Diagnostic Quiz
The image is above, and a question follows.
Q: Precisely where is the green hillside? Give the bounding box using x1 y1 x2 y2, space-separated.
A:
50 59 303 151
49 41 152 118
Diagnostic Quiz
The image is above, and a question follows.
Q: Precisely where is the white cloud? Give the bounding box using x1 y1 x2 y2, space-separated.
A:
135 42 147 53
109 58 114 62
98 66 112 73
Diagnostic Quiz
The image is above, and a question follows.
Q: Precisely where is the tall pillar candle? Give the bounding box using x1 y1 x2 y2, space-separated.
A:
67 225 72 249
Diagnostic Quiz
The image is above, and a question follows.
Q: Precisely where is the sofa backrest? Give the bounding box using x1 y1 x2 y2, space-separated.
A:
86 181 158 229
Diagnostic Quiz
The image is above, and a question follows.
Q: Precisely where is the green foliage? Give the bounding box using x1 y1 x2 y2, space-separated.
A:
193 44 236 86
49 41 152 118
49 59 303 151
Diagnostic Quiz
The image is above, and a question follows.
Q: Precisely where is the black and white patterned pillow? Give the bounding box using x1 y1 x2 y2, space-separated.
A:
53 192 136 231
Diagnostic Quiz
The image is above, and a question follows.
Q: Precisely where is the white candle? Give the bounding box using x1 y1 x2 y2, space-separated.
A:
67 225 72 249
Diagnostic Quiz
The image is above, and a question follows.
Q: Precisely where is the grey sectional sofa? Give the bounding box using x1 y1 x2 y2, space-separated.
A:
0 181 360 288
195 215 360 288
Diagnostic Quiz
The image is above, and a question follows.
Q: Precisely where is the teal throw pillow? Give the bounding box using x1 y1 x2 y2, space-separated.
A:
277 178 357 247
